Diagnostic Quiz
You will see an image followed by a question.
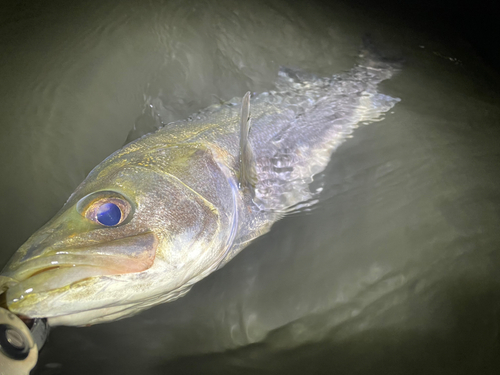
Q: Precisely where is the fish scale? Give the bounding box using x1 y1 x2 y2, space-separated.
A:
0 57 400 326
158 63 399 215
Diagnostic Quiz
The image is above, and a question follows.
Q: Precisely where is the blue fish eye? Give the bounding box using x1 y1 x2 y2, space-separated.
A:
96 202 122 226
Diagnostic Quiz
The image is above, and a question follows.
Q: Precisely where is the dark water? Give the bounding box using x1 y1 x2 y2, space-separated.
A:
1 0 500 374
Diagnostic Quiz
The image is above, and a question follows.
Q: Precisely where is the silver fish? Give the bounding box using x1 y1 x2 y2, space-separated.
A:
0 60 399 326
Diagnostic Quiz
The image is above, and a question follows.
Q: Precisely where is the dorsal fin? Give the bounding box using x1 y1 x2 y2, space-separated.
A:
238 92 257 194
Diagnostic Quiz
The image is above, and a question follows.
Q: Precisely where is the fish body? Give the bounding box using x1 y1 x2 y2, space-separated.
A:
0 61 399 326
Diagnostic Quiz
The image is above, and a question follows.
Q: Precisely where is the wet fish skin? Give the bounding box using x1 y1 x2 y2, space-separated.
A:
0 61 399 326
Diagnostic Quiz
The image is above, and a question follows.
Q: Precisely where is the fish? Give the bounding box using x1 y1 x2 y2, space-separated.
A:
0 57 400 327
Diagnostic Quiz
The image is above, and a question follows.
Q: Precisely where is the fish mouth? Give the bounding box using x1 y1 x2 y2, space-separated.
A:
0 232 158 316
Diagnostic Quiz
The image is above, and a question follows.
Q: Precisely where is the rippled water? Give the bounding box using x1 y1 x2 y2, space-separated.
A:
1 0 499 374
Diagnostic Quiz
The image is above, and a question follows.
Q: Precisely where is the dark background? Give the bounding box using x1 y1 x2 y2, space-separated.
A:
338 0 499 71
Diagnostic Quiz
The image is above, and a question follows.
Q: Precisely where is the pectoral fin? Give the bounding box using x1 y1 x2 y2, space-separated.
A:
238 92 257 194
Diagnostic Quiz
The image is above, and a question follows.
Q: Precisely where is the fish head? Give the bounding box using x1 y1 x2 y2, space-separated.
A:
0 143 230 326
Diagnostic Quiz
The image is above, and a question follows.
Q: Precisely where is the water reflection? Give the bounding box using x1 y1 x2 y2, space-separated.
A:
0 0 499 374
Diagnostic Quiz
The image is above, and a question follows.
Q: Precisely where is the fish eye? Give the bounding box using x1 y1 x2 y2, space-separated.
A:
96 202 121 226
78 192 133 227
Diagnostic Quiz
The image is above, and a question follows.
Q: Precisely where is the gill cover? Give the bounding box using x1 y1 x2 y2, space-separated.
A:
0 137 236 326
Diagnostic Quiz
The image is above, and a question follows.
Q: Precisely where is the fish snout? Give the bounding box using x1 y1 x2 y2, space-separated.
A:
0 232 158 317
3 231 158 282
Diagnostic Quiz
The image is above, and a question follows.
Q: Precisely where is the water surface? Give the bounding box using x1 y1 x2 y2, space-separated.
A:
1 0 499 374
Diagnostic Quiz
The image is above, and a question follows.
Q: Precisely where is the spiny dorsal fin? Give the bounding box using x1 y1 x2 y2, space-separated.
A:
238 91 257 194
